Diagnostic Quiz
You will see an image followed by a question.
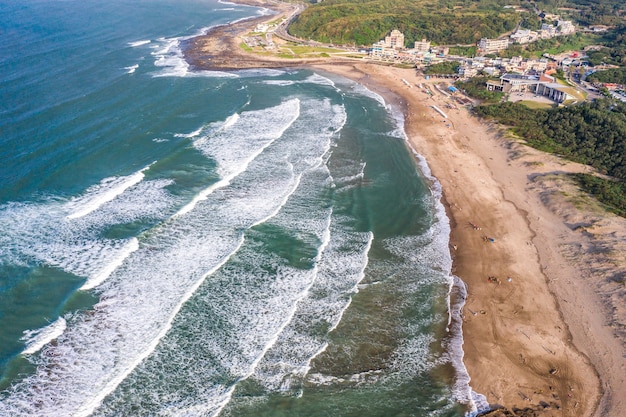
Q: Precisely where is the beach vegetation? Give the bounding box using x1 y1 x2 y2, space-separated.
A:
474 99 626 180
476 99 626 216
448 46 478 57
534 0 625 26
571 173 626 217
496 33 601 59
290 0 622 47
424 61 460 75
455 77 503 103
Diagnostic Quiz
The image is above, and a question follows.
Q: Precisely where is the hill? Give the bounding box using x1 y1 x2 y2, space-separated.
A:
288 0 520 47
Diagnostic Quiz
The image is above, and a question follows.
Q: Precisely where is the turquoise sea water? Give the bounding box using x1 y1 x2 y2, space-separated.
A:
0 0 483 415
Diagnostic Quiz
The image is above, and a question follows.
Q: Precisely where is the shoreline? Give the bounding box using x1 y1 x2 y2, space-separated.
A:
183 3 626 415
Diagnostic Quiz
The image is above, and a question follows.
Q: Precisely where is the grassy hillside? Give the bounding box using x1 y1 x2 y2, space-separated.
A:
289 0 626 47
289 0 520 47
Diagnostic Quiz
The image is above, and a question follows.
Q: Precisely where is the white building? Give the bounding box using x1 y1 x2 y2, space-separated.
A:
510 29 538 44
384 30 405 49
557 20 576 35
414 38 431 53
478 38 509 53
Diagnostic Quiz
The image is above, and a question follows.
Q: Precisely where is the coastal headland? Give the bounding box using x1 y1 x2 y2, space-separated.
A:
184 1 626 415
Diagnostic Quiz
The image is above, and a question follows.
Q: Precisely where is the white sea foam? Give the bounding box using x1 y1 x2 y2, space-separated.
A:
262 79 295 86
124 64 139 74
306 73 338 88
128 40 151 47
80 238 139 291
20 317 67 355
221 112 239 129
236 68 286 78
174 126 203 138
175 99 300 217
151 37 190 77
0 88 461 415
66 163 153 219
345 82 386 106
73 234 247 417
82 98 349 416
0 177 173 293
262 73 338 89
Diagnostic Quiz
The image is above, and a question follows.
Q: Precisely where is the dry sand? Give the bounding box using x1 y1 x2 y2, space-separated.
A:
184 4 626 415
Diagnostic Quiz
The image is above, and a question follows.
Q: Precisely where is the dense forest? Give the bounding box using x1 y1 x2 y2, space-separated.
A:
587 67 626 84
289 0 519 46
474 99 626 215
534 0 626 26
289 0 626 47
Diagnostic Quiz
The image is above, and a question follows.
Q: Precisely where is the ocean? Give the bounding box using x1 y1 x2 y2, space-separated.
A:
0 0 479 415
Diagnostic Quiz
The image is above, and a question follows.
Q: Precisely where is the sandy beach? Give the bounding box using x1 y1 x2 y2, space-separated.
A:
184 3 626 415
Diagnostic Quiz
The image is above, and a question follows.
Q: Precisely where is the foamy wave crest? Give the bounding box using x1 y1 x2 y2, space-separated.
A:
237 68 286 78
306 73 338 88
124 64 139 74
174 127 203 139
151 35 239 78
262 73 338 89
80 238 139 290
66 164 153 219
176 99 300 217
128 40 151 47
342 80 386 106
446 275 489 415
20 317 67 355
0 178 174 289
262 80 296 86
151 37 189 77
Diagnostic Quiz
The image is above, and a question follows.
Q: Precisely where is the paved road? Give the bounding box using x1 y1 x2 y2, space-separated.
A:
273 4 306 44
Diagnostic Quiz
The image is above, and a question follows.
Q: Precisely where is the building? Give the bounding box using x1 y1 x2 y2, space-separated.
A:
458 65 479 78
478 38 509 53
414 39 431 53
384 30 405 49
486 73 576 103
510 29 538 44
526 58 548 72
433 45 449 56
557 20 576 35
370 41 399 60
540 23 557 39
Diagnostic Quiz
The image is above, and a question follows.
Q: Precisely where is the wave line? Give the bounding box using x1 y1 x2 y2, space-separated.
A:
74 235 246 417
66 164 153 220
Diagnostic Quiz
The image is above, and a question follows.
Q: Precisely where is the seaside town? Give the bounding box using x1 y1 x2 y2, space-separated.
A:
242 9 625 106
365 21 626 105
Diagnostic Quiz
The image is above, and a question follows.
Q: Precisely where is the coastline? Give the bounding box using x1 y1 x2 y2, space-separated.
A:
183 3 626 416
